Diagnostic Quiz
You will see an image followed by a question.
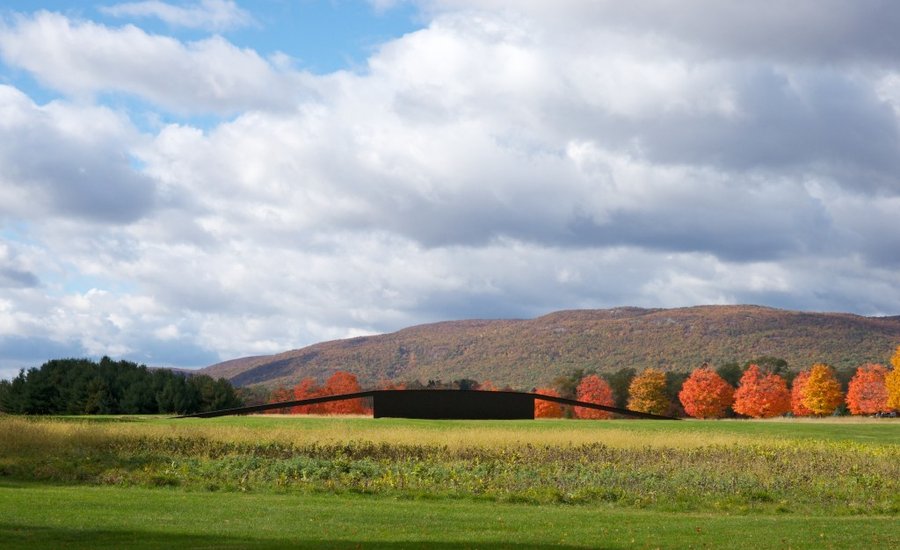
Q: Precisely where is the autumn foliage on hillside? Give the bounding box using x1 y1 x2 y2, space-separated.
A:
678 366 733 419
534 387 564 418
627 369 670 416
845 364 890 415
801 364 843 416
574 375 614 419
732 364 790 418
203 306 900 391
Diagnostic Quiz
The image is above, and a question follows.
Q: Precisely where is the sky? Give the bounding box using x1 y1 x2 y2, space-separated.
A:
2 1 900 377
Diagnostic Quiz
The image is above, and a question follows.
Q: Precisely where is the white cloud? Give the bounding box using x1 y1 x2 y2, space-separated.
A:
100 0 255 32
2 2 900 373
421 0 900 62
0 11 304 113
0 85 154 223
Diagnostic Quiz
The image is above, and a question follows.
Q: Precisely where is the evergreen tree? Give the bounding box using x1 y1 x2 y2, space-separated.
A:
0 357 240 415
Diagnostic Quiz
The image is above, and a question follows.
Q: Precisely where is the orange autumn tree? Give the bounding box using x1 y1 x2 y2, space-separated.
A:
575 374 615 419
627 369 669 416
802 363 843 416
534 387 564 418
888 346 900 411
790 370 813 417
678 365 734 419
291 378 324 414
845 364 890 415
321 371 367 415
732 364 790 418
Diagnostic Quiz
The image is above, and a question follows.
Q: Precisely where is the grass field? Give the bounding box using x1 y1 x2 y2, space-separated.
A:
1 415 898 548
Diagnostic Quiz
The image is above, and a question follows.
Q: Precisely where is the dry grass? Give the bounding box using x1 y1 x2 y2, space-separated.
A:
3 414 897 457
0 416 774 452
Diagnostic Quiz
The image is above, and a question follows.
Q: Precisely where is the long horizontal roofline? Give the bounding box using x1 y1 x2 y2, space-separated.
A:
176 389 678 420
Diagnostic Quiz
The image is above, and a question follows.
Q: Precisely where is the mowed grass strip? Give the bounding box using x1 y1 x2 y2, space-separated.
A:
1 416 898 515
1 481 897 550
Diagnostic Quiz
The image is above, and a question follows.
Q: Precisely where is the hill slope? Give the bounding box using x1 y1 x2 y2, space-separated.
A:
199 305 900 389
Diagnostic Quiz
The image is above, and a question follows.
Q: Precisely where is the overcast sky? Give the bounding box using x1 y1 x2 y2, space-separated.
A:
2 1 900 376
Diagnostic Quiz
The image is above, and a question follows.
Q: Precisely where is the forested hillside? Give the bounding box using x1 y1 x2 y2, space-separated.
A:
200 305 900 390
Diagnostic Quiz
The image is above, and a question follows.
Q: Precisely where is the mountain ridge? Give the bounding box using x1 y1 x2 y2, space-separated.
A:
199 305 900 389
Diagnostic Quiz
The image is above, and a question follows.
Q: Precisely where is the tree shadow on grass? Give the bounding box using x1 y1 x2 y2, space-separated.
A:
0 523 610 550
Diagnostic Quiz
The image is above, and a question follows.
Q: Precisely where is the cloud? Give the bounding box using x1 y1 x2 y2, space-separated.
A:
2 2 900 373
0 268 38 288
0 11 304 113
0 241 40 289
0 86 156 223
100 0 255 32
422 0 900 63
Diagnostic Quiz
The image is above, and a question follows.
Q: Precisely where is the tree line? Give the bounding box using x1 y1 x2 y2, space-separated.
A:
533 346 900 418
0 357 242 415
263 346 900 419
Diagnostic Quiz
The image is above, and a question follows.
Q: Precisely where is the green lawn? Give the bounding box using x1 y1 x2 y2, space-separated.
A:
1 481 896 549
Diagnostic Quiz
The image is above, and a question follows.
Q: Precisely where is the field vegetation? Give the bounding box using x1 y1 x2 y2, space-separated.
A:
1 415 897 548
2 416 897 515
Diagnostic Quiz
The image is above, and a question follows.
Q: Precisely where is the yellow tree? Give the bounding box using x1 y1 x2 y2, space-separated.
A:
887 345 900 411
627 369 670 415
802 363 843 416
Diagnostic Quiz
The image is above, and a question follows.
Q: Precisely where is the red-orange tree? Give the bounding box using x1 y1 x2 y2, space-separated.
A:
627 369 669 416
534 387 564 418
321 371 367 414
291 378 324 414
732 364 790 418
846 364 889 415
678 366 733 419
575 374 614 419
802 363 843 416
790 370 813 417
